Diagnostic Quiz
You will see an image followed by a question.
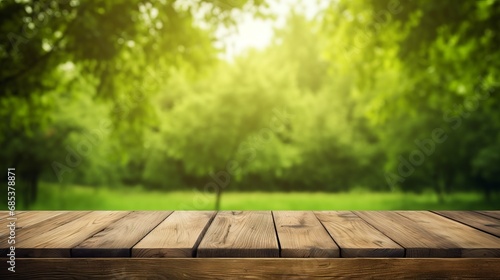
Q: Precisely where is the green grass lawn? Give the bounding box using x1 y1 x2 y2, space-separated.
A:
21 182 500 210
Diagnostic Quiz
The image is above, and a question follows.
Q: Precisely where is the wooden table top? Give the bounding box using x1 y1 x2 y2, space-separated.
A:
1 210 500 258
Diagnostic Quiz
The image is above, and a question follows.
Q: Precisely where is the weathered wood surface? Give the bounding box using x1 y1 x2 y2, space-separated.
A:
0 211 63 239
477 211 500 220
3 258 500 279
14 211 128 257
435 210 500 237
397 211 500 257
197 211 279 257
355 211 458 257
355 211 500 257
0 211 8 219
0 211 91 256
0 211 17 222
2 211 500 278
315 211 404 257
133 211 214 258
1 210 499 260
73 211 172 257
274 211 339 257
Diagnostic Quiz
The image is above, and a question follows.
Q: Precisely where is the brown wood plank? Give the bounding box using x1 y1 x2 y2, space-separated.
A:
15 211 128 257
0 211 9 219
0 211 24 215
355 211 462 257
315 211 404 257
0 211 26 221
356 211 500 257
477 211 500 220
6 258 500 279
72 211 172 257
273 211 339 257
435 211 500 237
0 211 67 243
0 211 12 237
197 211 279 257
14 211 66 230
0 211 90 255
132 211 214 258
397 211 500 257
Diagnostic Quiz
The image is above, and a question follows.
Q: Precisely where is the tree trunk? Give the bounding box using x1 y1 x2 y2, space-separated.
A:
432 172 446 204
30 170 39 205
478 177 492 202
21 168 40 209
215 187 222 211
436 187 445 203
484 186 491 202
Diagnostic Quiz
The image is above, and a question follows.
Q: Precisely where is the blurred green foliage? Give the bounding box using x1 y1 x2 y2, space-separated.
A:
1 0 499 209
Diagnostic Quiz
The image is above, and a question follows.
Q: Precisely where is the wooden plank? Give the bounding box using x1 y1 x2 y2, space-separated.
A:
14 211 66 230
72 211 172 257
355 211 464 257
397 211 500 257
0 211 67 244
0 211 90 255
315 211 404 257
273 211 339 257
132 211 214 258
477 211 500 220
15 211 128 257
6 258 500 279
0 211 10 219
435 211 500 237
356 211 500 257
0 211 12 237
197 211 279 257
0 211 26 223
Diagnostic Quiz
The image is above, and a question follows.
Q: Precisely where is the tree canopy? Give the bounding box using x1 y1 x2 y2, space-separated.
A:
1 0 499 209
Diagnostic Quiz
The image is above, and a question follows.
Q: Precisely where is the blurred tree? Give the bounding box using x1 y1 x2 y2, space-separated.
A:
2 0 500 210
372 0 500 199
321 0 500 198
158 51 297 209
0 0 267 207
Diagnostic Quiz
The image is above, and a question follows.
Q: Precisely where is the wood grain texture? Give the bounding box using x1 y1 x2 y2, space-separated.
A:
13 211 66 230
0 212 12 237
397 211 500 257
0 211 9 219
4 258 500 279
315 211 404 257
133 211 214 258
355 211 464 257
197 211 279 257
434 211 500 237
274 211 339 257
16 211 128 257
4 210 500 262
72 211 172 257
0 211 62 239
478 211 500 220
0 211 26 224
0 211 90 255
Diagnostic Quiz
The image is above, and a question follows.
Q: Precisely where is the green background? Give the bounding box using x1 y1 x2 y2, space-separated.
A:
1 0 499 210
